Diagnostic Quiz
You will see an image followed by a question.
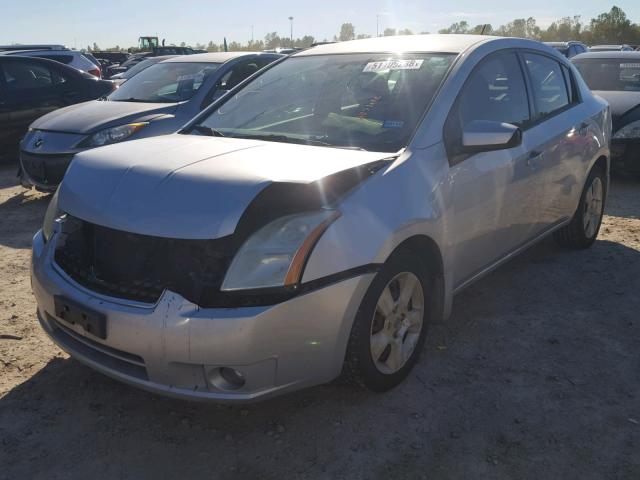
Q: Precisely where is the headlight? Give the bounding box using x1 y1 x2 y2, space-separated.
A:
221 210 341 291
613 120 640 139
76 122 148 147
42 189 64 242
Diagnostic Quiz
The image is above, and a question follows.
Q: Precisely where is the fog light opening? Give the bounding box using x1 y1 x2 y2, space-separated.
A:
209 367 246 391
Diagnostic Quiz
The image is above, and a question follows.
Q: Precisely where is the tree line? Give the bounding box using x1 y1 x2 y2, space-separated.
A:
88 5 640 53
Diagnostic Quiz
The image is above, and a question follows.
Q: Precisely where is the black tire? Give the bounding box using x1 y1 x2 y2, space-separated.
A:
554 166 606 249
343 251 431 392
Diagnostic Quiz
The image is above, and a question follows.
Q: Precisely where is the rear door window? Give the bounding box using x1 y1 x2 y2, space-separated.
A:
2 61 54 90
523 53 571 119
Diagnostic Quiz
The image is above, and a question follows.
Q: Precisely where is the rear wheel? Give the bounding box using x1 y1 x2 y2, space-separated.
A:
554 166 606 249
344 252 430 391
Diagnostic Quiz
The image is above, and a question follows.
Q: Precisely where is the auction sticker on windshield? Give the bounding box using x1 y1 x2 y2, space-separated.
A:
363 59 424 72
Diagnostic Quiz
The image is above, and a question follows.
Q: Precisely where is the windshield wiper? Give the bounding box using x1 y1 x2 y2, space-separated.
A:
115 97 150 103
228 133 333 147
191 125 226 137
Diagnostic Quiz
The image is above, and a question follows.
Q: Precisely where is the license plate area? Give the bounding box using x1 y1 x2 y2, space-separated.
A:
54 296 107 339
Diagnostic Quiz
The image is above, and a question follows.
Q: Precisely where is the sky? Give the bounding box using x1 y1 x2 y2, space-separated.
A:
1 0 639 49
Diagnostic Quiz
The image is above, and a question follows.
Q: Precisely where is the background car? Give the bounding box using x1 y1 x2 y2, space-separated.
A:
589 44 634 52
0 47 102 77
573 51 640 175
0 56 115 162
544 41 589 58
19 51 282 190
32 35 609 402
109 55 178 86
92 51 131 65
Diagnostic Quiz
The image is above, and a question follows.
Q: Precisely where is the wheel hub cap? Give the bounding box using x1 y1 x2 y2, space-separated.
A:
370 272 425 374
583 176 604 238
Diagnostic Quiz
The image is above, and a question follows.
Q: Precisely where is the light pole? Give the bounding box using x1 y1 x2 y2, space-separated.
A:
288 16 294 47
251 25 254 44
376 14 379 37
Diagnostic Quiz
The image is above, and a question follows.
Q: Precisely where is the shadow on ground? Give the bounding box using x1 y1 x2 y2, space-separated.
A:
1 236 639 479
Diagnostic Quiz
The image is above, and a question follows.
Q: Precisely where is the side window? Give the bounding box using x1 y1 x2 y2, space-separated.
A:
221 60 261 90
444 51 530 162
50 67 69 85
2 61 54 90
568 46 577 58
523 53 570 119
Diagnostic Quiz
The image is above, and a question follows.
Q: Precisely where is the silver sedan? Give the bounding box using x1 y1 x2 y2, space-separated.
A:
32 34 610 402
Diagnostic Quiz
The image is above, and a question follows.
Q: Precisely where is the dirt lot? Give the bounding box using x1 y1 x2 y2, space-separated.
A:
0 163 638 480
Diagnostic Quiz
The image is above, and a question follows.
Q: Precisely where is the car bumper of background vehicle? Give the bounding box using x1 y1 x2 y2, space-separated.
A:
610 139 640 175
31 231 374 402
20 151 73 191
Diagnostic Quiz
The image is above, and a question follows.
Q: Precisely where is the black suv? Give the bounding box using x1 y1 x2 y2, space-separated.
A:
0 56 114 162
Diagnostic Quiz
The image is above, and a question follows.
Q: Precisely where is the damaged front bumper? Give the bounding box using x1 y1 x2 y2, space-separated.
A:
31 230 374 402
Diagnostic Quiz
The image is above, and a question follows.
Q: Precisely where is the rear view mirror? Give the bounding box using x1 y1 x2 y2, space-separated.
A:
462 120 522 152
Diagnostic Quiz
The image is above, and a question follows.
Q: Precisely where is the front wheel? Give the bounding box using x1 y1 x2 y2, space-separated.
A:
343 252 430 392
554 167 606 249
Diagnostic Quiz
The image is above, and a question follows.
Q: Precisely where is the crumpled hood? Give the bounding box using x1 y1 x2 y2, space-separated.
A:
59 134 389 239
593 90 640 118
30 100 177 134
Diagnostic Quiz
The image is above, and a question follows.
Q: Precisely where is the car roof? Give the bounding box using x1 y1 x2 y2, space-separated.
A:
545 41 583 47
161 51 276 63
0 49 82 56
573 51 640 60
0 44 67 51
293 34 504 56
0 54 88 73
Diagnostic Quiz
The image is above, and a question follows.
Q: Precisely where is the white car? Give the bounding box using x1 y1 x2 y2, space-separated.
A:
1 48 101 77
33 34 610 402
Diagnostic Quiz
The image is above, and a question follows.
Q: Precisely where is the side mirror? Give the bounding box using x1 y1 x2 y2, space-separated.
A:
462 120 522 152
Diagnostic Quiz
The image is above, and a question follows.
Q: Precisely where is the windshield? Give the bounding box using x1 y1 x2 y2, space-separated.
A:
122 58 158 79
573 58 640 91
109 62 220 103
191 53 455 152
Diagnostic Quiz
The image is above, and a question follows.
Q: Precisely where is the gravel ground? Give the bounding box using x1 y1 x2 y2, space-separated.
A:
0 163 638 479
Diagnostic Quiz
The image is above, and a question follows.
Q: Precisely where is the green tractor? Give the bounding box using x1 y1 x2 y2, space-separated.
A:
138 36 159 51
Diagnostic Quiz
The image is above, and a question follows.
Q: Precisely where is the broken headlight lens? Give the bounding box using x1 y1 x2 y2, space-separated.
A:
77 122 148 148
42 189 64 242
221 210 340 291
613 120 640 139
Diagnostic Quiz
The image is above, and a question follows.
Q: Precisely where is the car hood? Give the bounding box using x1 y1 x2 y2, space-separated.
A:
593 90 640 118
30 100 177 134
59 134 390 239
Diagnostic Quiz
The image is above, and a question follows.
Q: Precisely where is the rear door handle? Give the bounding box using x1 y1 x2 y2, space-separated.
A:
527 151 544 168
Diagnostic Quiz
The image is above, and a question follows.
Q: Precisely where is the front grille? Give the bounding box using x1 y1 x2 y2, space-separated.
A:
54 217 237 305
47 313 148 380
20 152 73 186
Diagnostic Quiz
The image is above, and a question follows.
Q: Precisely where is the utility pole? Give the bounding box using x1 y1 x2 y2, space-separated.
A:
251 25 254 44
377 14 379 37
288 16 294 47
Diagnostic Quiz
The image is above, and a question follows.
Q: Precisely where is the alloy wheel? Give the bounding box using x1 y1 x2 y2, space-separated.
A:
583 176 604 238
369 272 425 374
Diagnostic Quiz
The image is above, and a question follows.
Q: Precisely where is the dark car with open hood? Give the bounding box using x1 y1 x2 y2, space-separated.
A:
573 51 640 175
0 55 115 163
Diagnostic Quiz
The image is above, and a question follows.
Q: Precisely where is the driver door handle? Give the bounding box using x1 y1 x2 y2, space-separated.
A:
527 151 544 168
